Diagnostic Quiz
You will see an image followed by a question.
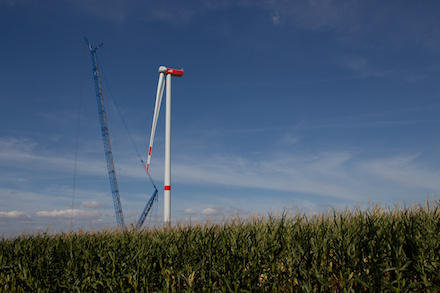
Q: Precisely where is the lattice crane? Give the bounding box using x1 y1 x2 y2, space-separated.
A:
84 37 125 228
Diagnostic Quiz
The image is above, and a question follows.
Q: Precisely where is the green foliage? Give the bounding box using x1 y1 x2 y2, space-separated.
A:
1 201 440 292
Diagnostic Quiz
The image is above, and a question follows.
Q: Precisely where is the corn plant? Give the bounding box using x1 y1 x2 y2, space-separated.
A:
1 200 439 292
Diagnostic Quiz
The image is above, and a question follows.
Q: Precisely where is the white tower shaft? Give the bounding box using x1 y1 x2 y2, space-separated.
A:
164 73 172 226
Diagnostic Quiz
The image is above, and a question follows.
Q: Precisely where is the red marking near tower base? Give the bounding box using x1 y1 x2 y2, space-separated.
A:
164 186 171 191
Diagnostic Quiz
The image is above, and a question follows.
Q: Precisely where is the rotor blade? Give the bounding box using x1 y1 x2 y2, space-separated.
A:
146 72 165 172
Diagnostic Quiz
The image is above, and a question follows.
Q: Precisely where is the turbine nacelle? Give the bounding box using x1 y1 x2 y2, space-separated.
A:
159 66 184 77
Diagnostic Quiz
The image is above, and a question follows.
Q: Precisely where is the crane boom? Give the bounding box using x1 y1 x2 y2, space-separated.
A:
135 189 158 228
85 37 125 228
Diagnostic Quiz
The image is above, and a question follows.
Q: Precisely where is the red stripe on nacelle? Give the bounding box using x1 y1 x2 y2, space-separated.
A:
164 186 171 191
166 68 184 77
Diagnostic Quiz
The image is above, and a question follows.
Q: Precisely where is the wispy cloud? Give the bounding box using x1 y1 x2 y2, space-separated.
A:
5 0 438 54
339 56 375 78
0 137 144 181
36 209 100 219
4 134 439 208
123 210 139 218
0 211 31 220
338 55 435 82
66 0 129 23
273 1 439 47
2 126 439 230
201 207 224 216
183 208 197 215
360 155 440 191
62 0 232 25
82 201 105 208
284 0 367 33
295 106 435 130
271 11 280 25
172 151 360 201
171 145 440 205
179 206 252 219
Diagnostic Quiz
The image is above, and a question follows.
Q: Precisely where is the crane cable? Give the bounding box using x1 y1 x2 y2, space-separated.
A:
70 41 87 230
98 59 157 189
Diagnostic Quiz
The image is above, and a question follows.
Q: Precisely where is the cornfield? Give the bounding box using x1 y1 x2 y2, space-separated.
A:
1 201 439 292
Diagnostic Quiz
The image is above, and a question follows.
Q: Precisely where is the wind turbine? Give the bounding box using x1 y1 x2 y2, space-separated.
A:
146 66 183 227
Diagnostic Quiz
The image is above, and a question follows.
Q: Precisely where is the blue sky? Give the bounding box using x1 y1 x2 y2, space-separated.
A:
1 0 440 235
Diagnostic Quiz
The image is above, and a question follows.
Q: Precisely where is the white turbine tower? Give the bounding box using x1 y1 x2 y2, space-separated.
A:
146 66 183 227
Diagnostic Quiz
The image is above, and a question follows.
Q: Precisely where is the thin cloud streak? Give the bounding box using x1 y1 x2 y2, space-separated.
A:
201 207 223 216
183 208 197 215
82 201 105 208
0 211 31 220
0 137 145 180
173 152 361 201
5 0 439 53
36 209 100 219
360 155 440 191
172 150 440 203
2 136 439 206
